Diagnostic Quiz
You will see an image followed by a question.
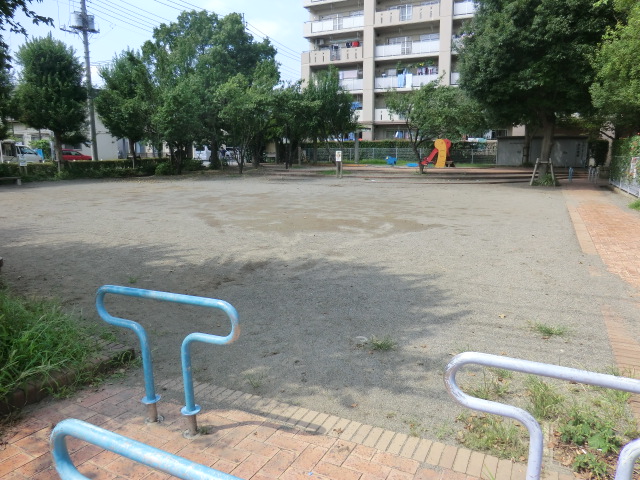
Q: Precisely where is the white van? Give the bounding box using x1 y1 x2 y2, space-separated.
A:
1 140 43 163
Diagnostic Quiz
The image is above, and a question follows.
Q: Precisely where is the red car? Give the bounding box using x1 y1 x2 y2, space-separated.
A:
62 149 92 161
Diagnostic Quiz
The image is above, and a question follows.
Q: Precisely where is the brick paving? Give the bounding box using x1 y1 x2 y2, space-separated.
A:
1 176 639 480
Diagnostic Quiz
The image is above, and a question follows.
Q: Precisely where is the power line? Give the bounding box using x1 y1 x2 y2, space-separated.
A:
88 2 156 32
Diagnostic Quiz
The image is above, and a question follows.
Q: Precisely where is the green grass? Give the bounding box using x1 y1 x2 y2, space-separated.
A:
457 369 639 478
0 287 103 398
629 199 640 211
530 321 568 337
368 335 397 351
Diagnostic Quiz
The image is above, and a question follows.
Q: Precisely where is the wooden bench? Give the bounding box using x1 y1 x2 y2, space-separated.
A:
0 177 22 185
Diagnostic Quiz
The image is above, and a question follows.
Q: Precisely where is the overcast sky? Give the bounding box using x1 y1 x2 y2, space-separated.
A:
5 0 308 84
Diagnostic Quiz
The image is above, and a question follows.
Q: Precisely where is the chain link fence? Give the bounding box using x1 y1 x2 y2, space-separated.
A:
302 144 497 164
609 156 639 198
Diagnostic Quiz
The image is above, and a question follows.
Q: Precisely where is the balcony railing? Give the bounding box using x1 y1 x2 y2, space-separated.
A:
375 39 439 58
375 2 440 26
453 0 476 16
374 108 397 122
450 72 460 84
303 0 347 6
375 72 439 89
302 46 363 66
340 78 364 91
306 13 364 34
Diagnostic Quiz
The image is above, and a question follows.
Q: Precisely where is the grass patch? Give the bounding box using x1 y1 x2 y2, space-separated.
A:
530 322 568 338
531 173 559 187
629 199 640 211
0 286 106 399
368 335 397 351
456 368 640 479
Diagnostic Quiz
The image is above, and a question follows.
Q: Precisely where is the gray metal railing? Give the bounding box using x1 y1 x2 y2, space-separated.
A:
445 352 640 480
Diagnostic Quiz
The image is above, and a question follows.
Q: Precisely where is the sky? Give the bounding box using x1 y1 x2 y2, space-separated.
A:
5 0 308 84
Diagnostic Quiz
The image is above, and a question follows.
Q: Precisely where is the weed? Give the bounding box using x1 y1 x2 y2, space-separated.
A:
244 372 265 390
572 452 609 478
629 199 640 211
127 276 138 284
525 377 564 420
531 173 558 187
558 406 621 454
467 369 510 400
0 287 99 398
368 335 397 351
457 414 527 460
530 322 567 338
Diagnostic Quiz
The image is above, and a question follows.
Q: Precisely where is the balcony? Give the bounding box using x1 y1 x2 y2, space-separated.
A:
375 2 440 27
375 72 438 90
303 46 363 66
340 78 364 91
373 108 400 122
304 13 364 36
303 0 348 7
375 39 439 59
453 0 477 16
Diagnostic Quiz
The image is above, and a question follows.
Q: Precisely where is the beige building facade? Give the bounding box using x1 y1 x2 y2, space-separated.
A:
302 0 477 140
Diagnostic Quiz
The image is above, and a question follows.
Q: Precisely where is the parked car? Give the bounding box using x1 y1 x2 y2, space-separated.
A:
0 140 43 163
62 149 92 161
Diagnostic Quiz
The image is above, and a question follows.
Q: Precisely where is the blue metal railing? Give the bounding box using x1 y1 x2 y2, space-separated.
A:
50 418 242 480
96 285 240 431
444 352 640 480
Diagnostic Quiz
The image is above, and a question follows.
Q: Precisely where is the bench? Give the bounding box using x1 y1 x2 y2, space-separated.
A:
0 177 22 185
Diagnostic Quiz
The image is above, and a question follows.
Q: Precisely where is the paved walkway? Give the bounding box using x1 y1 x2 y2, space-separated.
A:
1 176 639 480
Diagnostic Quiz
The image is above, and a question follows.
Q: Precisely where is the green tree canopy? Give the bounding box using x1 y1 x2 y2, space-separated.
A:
303 67 358 157
590 1 640 136
13 34 87 166
459 0 615 165
142 10 277 172
386 82 486 163
96 50 156 159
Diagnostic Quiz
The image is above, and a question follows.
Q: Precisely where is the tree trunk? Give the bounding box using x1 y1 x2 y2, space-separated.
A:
538 112 556 176
128 138 136 168
522 125 534 166
53 134 64 174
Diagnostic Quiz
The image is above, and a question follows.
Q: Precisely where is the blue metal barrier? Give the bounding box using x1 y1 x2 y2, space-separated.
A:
444 352 640 480
50 418 242 479
96 285 240 430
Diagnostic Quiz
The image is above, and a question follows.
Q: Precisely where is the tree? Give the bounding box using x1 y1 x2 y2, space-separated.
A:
590 1 640 137
216 60 280 173
303 67 358 162
142 10 277 173
271 81 313 168
0 0 51 64
459 0 615 169
386 82 486 164
95 50 156 161
13 35 87 169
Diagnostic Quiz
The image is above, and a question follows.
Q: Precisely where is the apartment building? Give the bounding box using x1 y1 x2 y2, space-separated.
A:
301 0 477 140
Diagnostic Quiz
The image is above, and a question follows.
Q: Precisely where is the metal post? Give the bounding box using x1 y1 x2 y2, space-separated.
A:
79 0 99 162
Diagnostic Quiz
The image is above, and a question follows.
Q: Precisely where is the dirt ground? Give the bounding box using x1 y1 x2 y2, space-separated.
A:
1 171 636 443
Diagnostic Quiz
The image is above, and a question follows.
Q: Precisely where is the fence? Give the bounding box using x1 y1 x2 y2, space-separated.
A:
609 156 639 198
302 145 497 164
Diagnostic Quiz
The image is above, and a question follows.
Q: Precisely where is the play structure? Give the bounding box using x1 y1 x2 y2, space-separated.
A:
419 138 453 172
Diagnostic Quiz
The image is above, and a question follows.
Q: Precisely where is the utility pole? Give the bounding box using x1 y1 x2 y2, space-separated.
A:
69 0 99 161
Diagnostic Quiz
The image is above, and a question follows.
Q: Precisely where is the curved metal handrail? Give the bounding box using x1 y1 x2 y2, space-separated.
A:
50 418 242 479
444 352 640 480
96 285 240 425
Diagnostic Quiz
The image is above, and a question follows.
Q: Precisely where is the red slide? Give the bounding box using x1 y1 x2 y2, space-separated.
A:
420 148 439 166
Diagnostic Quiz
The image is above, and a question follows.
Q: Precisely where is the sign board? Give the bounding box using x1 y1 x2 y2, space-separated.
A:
335 151 342 162
19 160 27 167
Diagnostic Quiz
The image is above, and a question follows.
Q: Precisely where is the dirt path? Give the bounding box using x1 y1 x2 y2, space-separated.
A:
1 174 636 443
